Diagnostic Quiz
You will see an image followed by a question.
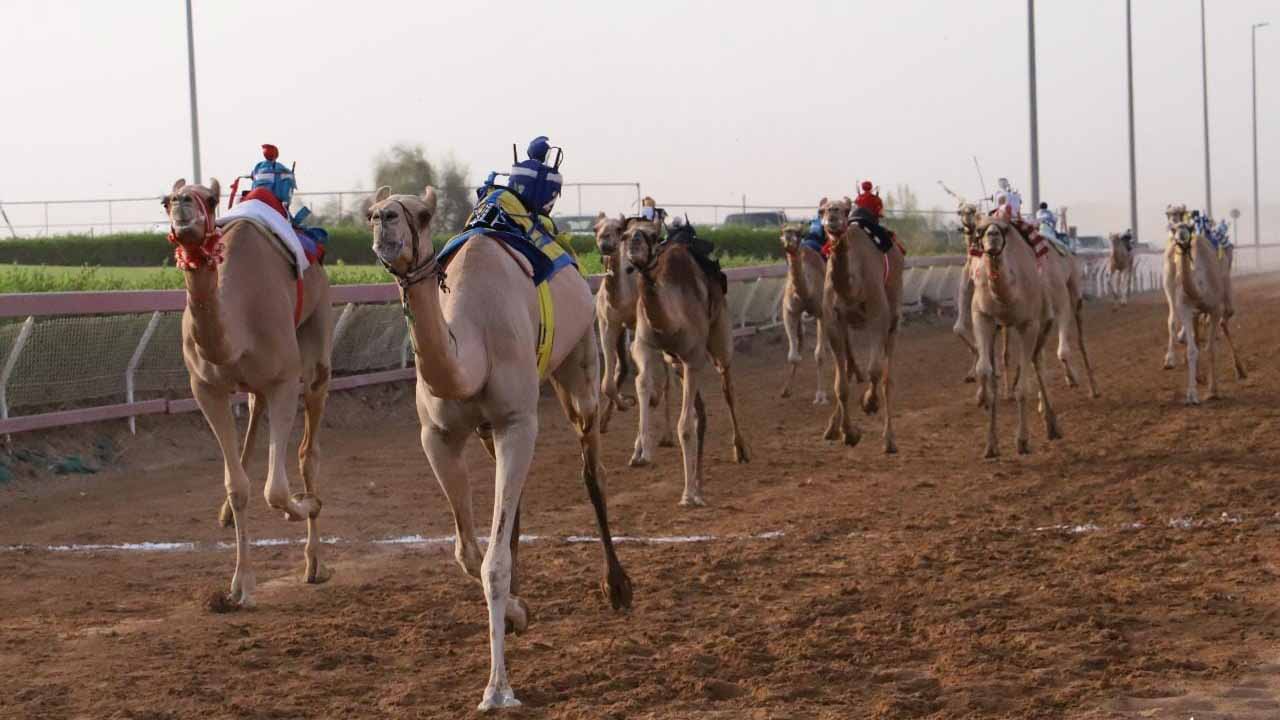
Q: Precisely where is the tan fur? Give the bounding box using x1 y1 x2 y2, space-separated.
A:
624 218 749 506
818 197 904 453
368 185 631 711
1108 232 1136 307
163 178 333 609
778 225 830 404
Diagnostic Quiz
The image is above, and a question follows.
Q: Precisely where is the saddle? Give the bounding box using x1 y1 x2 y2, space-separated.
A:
851 208 905 255
666 223 728 295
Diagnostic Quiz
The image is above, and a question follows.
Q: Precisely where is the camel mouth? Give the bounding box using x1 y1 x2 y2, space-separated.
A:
372 238 404 267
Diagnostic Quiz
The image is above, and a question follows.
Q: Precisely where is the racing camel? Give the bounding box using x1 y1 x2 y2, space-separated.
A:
1108 231 1136 307
625 217 749 506
778 224 830 404
593 212 674 444
818 197 904 453
967 210 1062 457
1162 212 1246 403
163 178 332 608
369 185 631 711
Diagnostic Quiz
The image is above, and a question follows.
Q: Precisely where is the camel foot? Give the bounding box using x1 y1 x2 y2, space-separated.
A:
503 596 530 635
1185 393 1201 406
290 492 322 520
203 589 250 614
884 438 898 455
813 391 830 405
1017 438 1031 455
733 443 750 464
963 373 976 384
679 494 707 508
1204 391 1218 402
1046 420 1063 441
218 499 235 529
1162 356 1176 370
658 434 675 448
304 560 332 585
1065 375 1079 389
478 686 522 712
1177 329 1187 345
603 562 633 610
1235 366 1248 381
860 388 879 416
1089 389 1101 399
779 387 792 399
984 444 999 459
627 451 650 468
823 423 840 442
842 429 862 447
619 394 637 410
455 539 483 578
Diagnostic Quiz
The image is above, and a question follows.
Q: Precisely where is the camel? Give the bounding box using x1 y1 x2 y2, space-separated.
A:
1161 214 1246 404
368 186 631 711
778 225 830 404
162 178 332 609
818 197 904 453
624 217 749 506
593 212 674 445
967 210 1062 457
1108 232 1136 307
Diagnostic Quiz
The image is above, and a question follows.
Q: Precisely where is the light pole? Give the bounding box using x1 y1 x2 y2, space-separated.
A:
185 0 202 184
1252 21 1269 260
1027 0 1041 211
1199 0 1212 217
1125 0 1139 242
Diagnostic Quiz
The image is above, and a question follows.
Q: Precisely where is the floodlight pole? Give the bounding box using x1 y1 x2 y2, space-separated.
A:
185 0 203 184
1027 0 1041 211
1125 0 1139 242
1199 0 1212 217
1252 22 1269 253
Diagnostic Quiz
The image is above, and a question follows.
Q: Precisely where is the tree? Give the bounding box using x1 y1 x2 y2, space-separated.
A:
366 144 472 232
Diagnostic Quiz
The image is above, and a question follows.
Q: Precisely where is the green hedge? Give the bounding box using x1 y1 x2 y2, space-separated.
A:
0 225 791 267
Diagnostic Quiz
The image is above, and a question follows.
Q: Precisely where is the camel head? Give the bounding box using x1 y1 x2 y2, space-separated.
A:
975 216 1008 260
369 185 438 281
162 178 221 248
780 225 804 256
818 196 852 244
594 211 626 256
622 217 663 274
1165 203 1188 231
1170 222 1194 253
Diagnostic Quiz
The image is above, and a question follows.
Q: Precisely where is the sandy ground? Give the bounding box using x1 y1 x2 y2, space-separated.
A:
2 275 1279 719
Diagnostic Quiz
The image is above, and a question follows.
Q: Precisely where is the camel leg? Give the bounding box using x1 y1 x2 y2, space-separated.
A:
422 424 483 579
1030 317 1062 442
1163 285 1179 369
710 311 749 463
955 263 979 382
477 414 536 712
1073 297 1100 398
548 333 633 610
1178 303 1200 405
779 302 802 399
881 325 898 455
658 361 675 447
675 362 706 507
822 321 857 446
629 338 662 467
1204 312 1220 401
1055 294 1080 389
1011 323 1035 454
219 392 262 529
296 359 332 584
813 317 830 404
261 381 315 524
192 381 255 607
974 313 999 458
1219 318 1247 380
598 315 623 434
1001 326 1014 400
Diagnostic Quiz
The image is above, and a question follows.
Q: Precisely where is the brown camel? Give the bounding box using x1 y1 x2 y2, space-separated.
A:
368 186 631 710
818 197 903 453
1162 216 1246 404
778 225 830 404
1108 232 1136 307
593 212 674 444
968 212 1061 457
163 178 332 609
624 217 749 506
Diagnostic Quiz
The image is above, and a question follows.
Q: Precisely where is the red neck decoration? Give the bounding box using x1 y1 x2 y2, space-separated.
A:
168 196 224 271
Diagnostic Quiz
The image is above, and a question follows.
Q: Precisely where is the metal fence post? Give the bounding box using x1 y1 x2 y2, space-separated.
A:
0 316 36 423
124 311 162 434
108 199 114 234
738 277 762 328
331 303 355 348
43 202 49 236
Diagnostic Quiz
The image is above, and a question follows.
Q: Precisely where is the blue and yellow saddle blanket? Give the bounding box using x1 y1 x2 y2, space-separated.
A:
437 186 580 378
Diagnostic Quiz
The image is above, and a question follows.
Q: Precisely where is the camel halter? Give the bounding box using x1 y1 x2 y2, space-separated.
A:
166 192 224 271
377 200 448 291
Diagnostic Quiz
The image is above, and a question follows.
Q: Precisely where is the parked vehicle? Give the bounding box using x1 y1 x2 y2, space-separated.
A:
723 210 788 228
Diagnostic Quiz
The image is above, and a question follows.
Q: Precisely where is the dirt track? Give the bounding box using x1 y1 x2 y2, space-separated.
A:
3 276 1279 719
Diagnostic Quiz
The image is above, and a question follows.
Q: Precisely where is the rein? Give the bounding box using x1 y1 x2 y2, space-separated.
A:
377 200 449 292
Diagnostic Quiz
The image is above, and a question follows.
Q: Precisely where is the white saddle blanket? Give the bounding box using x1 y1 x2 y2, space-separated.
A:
216 199 310 274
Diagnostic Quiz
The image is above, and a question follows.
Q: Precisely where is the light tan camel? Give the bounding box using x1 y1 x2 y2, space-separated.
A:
163 178 332 609
1031 235 1100 398
593 212 674 444
1162 216 1246 404
1108 232 1136 307
968 212 1062 457
624 217 749 506
818 197 904 453
368 186 631 711
778 225 830 404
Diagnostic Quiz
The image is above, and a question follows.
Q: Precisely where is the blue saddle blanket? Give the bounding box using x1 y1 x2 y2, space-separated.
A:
437 187 577 284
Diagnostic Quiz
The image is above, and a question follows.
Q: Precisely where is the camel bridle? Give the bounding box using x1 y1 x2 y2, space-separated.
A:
982 223 1009 258
375 200 448 291
165 190 224 271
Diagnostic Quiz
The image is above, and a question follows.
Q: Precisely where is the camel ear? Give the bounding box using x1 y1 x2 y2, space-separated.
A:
818 197 829 212
206 178 221 210
421 186 438 216
374 185 392 204
172 178 186 193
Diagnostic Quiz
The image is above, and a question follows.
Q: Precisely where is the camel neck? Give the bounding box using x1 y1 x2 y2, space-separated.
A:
1175 241 1210 308
786 250 810 301
828 233 861 303
182 264 237 365
401 278 487 399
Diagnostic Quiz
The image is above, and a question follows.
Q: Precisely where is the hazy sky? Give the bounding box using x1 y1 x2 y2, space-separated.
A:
2 0 1276 239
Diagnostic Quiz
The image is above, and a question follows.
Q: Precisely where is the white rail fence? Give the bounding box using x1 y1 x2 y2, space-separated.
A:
0 247 1270 437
